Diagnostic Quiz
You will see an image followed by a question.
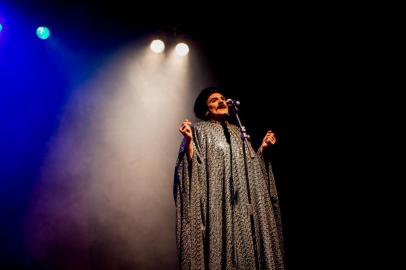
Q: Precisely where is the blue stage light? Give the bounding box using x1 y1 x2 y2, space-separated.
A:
36 26 50 40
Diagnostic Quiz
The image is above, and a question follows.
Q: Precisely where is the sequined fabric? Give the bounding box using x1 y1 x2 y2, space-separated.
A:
174 120 284 270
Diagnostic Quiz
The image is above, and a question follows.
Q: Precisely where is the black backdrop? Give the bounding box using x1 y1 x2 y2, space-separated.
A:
1 1 390 269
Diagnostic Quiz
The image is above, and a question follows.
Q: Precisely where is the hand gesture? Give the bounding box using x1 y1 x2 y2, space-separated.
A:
260 130 276 151
179 119 193 142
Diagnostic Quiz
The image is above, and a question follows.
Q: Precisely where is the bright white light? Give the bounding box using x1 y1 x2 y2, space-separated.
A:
150 39 165 53
175 43 189 56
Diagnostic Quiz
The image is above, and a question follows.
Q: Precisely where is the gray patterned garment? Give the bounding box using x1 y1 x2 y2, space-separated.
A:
174 119 284 270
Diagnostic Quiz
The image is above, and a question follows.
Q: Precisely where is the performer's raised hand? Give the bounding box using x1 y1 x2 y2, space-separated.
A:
179 119 194 159
179 119 193 141
260 130 276 151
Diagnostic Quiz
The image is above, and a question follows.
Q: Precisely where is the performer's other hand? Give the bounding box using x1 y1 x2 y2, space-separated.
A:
260 130 276 151
179 119 193 141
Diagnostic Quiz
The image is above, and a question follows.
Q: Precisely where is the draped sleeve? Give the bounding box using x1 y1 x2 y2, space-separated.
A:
173 123 208 269
257 148 284 252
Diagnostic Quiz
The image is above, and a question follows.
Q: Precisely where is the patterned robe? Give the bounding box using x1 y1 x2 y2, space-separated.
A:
174 119 284 270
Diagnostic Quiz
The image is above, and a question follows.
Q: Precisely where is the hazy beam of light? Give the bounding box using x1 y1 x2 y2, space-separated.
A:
25 39 213 270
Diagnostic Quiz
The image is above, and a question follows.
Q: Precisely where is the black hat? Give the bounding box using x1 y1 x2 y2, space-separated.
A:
193 87 225 120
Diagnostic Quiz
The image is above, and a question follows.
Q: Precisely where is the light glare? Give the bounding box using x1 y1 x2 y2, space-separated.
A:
36 26 51 40
175 43 189 56
150 39 165 53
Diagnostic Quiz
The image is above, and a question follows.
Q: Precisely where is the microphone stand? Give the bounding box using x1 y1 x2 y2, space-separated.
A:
228 100 260 270
228 100 255 158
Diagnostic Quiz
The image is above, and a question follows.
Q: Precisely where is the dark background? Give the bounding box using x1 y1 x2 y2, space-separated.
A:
1 1 391 269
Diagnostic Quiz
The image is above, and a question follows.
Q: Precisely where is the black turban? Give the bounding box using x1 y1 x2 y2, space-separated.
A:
193 87 226 120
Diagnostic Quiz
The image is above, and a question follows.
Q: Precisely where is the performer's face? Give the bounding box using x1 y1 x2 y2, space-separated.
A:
207 93 229 120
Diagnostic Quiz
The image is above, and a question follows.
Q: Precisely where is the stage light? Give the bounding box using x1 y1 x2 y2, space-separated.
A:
175 43 189 56
0 23 3 33
36 26 50 40
150 39 165 53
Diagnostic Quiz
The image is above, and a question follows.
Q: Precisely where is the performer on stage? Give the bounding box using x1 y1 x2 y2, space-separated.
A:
174 87 284 269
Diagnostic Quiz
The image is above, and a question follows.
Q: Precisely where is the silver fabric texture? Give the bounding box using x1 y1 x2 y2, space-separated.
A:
174 120 284 270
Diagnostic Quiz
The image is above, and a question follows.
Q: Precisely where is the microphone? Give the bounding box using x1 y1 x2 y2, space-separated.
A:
226 98 240 107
